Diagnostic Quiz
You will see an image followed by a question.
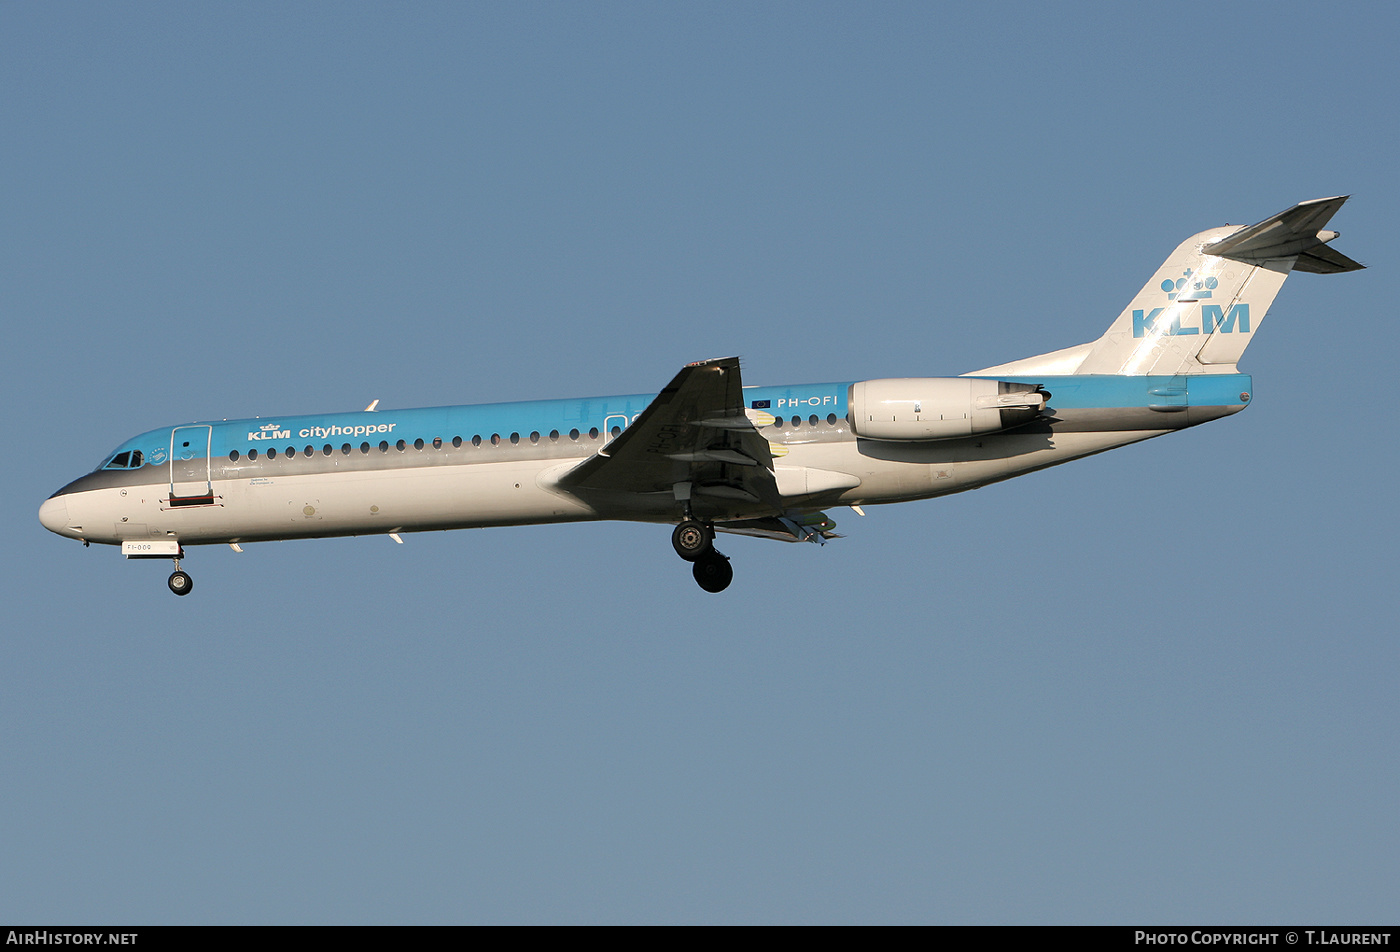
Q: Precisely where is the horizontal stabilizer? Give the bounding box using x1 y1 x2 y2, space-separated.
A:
1292 241 1366 274
1203 195 1364 271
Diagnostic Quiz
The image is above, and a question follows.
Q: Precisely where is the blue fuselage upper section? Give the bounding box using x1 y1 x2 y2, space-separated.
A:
90 374 1251 472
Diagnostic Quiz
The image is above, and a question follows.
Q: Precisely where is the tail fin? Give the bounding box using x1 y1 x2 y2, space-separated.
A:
974 197 1362 377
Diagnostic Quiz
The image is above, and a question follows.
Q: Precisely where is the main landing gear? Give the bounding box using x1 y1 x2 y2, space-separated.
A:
671 519 733 593
691 550 733 594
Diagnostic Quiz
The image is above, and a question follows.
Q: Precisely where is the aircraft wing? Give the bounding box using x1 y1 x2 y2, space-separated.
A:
558 357 781 512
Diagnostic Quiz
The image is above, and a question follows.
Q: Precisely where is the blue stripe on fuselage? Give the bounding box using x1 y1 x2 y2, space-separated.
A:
93 374 1250 469
991 373 1252 410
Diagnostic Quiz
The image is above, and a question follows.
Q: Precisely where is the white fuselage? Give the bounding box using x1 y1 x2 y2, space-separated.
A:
41 371 1241 548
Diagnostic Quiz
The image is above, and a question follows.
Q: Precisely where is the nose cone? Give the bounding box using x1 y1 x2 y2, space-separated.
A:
39 495 74 537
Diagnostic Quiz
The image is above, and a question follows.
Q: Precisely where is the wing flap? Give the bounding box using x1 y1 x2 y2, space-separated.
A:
715 511 842 544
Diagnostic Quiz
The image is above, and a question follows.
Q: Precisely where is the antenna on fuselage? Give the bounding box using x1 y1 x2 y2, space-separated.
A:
364 399 379 412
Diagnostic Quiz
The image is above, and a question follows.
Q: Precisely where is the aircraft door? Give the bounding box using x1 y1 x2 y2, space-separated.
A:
603 414 631 446
169 425 214 504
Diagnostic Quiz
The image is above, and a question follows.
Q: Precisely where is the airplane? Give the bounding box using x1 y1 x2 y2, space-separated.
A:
39 197 1363 595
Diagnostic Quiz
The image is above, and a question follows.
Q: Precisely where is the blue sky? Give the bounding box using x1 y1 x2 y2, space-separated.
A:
4 2 1397 924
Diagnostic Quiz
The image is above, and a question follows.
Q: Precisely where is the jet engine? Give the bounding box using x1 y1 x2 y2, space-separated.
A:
848 378 1048 441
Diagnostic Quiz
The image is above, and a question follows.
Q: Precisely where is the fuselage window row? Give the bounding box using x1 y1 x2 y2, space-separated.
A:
224 425 612 464
771 414 839 429
219 414 846 466
118 411 853 470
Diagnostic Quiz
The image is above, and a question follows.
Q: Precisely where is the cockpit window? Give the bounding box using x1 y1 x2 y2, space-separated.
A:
101 450 143 470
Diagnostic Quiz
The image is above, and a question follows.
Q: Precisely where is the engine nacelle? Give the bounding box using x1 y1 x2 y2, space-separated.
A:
848 378 1047 441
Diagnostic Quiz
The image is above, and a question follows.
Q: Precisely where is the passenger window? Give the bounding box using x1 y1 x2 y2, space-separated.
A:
530 431 540 444
268 448 277 459
610 425 621 437
569 429 580 441
809 415 818 426
827 413 837 425
229 450 240 462
360 442 370 454
342 444 352 455
323 445 332 456
589 427 599 440
550 430 559 441
510 433 520 445
414 438 424 450
473 435 482 447
249 449 259 460
396 439 406 451
491 434 500 446
286 446 296 458
433 438 442 449
452 437 462 448
379 441 389 452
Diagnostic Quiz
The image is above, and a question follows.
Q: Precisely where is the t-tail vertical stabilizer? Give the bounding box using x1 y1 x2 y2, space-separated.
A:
972 197 1363 378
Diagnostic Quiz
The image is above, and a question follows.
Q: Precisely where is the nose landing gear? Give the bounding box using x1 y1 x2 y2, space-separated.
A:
167 553 193 596
168 568 193 596
120 541 195 596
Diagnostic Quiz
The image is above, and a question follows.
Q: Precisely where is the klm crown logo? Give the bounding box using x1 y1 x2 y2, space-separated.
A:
1133 269 1249 339
1162 268 1217 301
